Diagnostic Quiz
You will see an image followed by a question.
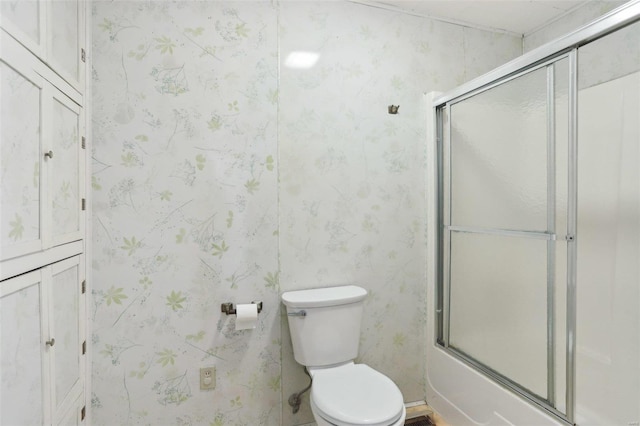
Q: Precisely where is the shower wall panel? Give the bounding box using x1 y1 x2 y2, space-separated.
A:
576 20 640 424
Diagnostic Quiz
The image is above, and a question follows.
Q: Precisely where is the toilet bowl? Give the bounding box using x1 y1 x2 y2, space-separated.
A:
281 285 406 426
309 363 406 426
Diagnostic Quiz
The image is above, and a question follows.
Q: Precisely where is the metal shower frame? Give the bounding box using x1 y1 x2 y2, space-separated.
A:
433 1 640 424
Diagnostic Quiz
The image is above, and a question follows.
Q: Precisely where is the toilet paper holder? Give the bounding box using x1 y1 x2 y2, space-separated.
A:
221 301 263 316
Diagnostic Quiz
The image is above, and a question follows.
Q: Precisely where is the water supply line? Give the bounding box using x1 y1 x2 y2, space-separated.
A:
288 366 312 414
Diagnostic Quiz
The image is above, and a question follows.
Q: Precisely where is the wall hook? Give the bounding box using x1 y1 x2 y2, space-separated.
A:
388 105 399 114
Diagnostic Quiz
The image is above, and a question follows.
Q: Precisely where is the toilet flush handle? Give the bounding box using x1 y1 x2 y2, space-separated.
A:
287 310 306 317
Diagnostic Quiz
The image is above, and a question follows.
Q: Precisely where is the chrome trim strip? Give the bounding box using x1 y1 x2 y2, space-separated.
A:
546 63 557 407
443 227 451 347
565 48 578 424
447 226 556 241
433 0 640 107
446 53 570 108
443 105 452 347
436 105 445 344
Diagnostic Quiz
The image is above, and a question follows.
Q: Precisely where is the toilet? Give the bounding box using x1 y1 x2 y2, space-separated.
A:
281 285 406 426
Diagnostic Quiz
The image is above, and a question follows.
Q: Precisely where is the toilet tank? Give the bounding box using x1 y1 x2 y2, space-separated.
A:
281 285 367 367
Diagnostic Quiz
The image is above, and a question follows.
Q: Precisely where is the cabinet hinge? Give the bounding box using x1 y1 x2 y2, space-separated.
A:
81 198 86 211
81 406 86 421
81 280 86 294
81 48 86 63
81 136 86 149
82 340 86 355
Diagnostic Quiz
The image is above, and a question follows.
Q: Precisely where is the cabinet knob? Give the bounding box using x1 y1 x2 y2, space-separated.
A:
45 338 55 347
44 150 54 159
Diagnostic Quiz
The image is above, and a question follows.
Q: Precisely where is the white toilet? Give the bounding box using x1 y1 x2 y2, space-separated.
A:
281 285 406 426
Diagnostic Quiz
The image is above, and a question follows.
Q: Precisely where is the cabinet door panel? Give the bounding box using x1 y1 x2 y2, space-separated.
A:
57 392 84 426
0 270 45 426
50 256 81 412
50 89 82 245
0 60 44 259
0 0 43 54
49 0 82 86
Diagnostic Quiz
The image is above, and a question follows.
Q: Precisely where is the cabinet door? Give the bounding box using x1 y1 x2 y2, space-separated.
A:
48 0 84 89
1 33 84 265
2 0 84 91
0 269 47 425
0 52 46 260
50 255 84 421
0 0 45 56
57 393 85 426
48 86 83 247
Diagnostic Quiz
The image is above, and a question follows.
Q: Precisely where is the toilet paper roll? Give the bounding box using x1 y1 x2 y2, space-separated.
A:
235 303 258 330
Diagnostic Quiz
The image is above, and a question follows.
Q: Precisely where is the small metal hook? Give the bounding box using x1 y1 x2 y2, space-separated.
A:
388 105 399 114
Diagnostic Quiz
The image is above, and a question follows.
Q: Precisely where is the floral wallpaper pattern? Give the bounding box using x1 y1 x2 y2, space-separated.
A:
91 1 521 425
92 2 280 425
278 3 521 424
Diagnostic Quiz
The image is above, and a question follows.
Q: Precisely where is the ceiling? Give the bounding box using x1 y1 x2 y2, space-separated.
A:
370 0 592 35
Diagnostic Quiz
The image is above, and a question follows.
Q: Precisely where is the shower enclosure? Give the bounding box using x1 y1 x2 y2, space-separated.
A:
427 2 640 424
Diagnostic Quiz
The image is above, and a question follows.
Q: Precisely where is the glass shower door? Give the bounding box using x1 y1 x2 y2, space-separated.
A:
441 57 569 409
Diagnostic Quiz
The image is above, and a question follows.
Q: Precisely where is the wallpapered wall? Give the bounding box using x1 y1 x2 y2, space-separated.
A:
92 2 279 424
91 1 521 425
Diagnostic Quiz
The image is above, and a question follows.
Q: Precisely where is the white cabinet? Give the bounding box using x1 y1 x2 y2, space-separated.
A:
0 32 85 266
0 269 45 425
0 0 44 57
0 255 86 425
50 256 85 422
49 83 84 245
0 2 88 423
58 393 86 426
48 0 84 88
0 50 44 260
1 0 85 90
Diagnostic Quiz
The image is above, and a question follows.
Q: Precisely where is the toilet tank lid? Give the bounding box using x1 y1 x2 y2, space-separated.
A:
281 285 367 308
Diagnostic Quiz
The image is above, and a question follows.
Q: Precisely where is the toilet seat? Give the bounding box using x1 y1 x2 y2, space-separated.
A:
310 363 404 426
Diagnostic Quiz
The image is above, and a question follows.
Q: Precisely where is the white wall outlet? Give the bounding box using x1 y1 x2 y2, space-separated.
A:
200 366 216 390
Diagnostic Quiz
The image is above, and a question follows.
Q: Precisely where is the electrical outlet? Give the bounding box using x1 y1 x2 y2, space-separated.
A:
200 367 216 390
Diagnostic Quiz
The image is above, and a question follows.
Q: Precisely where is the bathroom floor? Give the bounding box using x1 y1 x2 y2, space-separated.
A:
405 405 449 426
405 417 434 426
